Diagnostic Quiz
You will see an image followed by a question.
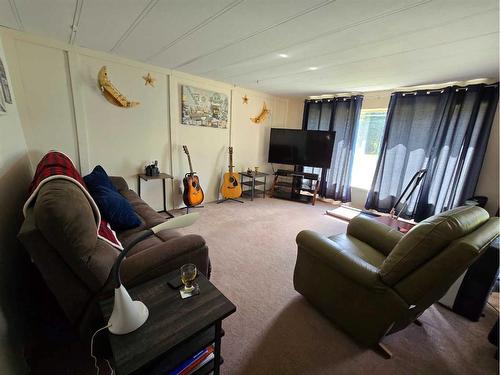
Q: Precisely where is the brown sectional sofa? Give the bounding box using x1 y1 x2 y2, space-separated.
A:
18 176 210 337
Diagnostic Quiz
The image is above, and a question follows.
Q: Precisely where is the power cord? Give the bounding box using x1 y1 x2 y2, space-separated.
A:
90 323 114 375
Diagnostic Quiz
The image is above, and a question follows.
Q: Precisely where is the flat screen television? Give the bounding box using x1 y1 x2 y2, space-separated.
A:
268 128 335 168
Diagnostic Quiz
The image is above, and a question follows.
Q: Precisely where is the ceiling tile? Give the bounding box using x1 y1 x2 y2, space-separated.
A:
171 0 420 74
113 0 237 62
0 0 21 29
0 0 497 96
148 0 329 68
14 0 77 41
207 2 499 83
75 0 151 51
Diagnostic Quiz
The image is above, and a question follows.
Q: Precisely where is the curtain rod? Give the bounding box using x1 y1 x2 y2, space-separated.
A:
305 95 363 103
394 83 498 96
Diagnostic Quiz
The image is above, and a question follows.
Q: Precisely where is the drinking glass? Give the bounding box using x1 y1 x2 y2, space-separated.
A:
180 264 197 293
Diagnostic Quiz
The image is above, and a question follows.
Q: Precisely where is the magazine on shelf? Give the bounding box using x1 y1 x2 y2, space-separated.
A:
168 345 214 375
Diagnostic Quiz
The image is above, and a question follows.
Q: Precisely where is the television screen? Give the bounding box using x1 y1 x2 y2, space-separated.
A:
268 128 335 168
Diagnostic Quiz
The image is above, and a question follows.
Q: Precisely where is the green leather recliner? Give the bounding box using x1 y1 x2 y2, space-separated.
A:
293 206 499 356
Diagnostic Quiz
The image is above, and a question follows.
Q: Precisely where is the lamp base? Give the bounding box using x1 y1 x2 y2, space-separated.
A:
108 285 149 335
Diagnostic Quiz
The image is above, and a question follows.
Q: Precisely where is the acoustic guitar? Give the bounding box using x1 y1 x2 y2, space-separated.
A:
220 146 242 199
182 145 204 207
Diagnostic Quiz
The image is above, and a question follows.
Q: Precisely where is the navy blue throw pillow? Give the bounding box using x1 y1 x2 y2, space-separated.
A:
83 165 116 192
84 166 141 231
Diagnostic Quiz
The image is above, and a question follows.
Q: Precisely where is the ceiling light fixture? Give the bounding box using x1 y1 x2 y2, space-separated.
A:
308 67 319 71
278 53 289 58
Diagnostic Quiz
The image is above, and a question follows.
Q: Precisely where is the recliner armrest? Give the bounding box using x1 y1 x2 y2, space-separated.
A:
296 230 381 288
347 215 403 255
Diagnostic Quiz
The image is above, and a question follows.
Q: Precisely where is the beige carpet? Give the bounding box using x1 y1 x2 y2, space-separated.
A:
177 197 499 375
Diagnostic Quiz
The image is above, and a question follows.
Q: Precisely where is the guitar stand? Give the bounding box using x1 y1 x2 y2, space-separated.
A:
178 205 204 214
217 197 244 204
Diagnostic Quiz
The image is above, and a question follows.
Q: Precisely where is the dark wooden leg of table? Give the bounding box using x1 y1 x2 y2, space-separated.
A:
251 178 255 201
214 320 222 375
263 175 267 198
162 178 166 212
138 176 141 197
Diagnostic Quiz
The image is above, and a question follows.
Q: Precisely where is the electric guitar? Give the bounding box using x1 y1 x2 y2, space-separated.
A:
220 146 242 199
182 146 204 207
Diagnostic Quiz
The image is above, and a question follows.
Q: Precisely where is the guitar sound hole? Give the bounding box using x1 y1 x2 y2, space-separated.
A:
191 181 197 188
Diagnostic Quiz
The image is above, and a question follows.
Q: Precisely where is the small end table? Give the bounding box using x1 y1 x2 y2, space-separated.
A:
240 171 269 201
100 271 236 375
137 173 174 218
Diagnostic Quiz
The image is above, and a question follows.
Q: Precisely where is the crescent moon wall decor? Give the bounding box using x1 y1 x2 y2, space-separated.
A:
97 66 139 108
250 102 270 124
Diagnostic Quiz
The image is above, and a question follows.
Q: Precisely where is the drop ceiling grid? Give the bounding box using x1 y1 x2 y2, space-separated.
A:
249 33 499 95
203 4 499 82
113 0 237 62
0 0 498 96
148 0 332 68
13 0 77 41
174 0 433 74
0 0 21 29
228 15 500 86
74 0 151 51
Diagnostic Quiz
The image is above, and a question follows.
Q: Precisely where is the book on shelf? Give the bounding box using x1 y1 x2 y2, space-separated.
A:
168 345 214 375
190 352 215 373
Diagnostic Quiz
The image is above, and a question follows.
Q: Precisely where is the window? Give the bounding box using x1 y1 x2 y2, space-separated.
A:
351 109 387 189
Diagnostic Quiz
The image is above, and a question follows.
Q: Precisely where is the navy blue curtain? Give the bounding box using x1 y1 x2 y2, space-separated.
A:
365 83 498 221
303 95 363 201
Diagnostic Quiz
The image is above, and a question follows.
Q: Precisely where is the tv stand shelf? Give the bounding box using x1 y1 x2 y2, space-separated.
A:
271 169 319 205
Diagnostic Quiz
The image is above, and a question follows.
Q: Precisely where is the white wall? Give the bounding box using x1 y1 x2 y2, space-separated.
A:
0 28 302 210
0 35 31 375
169 72 231 205
6 39 80 169
78 54 172 210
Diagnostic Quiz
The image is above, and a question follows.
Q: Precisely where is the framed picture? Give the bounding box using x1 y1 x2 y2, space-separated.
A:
0 56 12 104
181 85 228 129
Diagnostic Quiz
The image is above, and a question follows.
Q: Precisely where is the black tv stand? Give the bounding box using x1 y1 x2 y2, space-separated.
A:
271 168 320 205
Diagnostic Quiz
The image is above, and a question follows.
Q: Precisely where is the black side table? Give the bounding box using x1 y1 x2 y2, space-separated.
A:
137 173 174 218
240 171 268 201
100 271 236 375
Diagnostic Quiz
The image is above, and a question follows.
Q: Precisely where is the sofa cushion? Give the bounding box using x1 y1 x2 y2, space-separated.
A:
121 189 165 228
121 229 183 257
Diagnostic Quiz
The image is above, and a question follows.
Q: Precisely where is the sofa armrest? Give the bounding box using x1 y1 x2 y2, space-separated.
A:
347 215 403 255
120 234 209 287
110 176 129 193
296 230 380 288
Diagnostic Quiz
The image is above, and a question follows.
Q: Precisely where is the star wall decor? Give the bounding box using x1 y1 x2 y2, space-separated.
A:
242 95 249 104
143 73 156 87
